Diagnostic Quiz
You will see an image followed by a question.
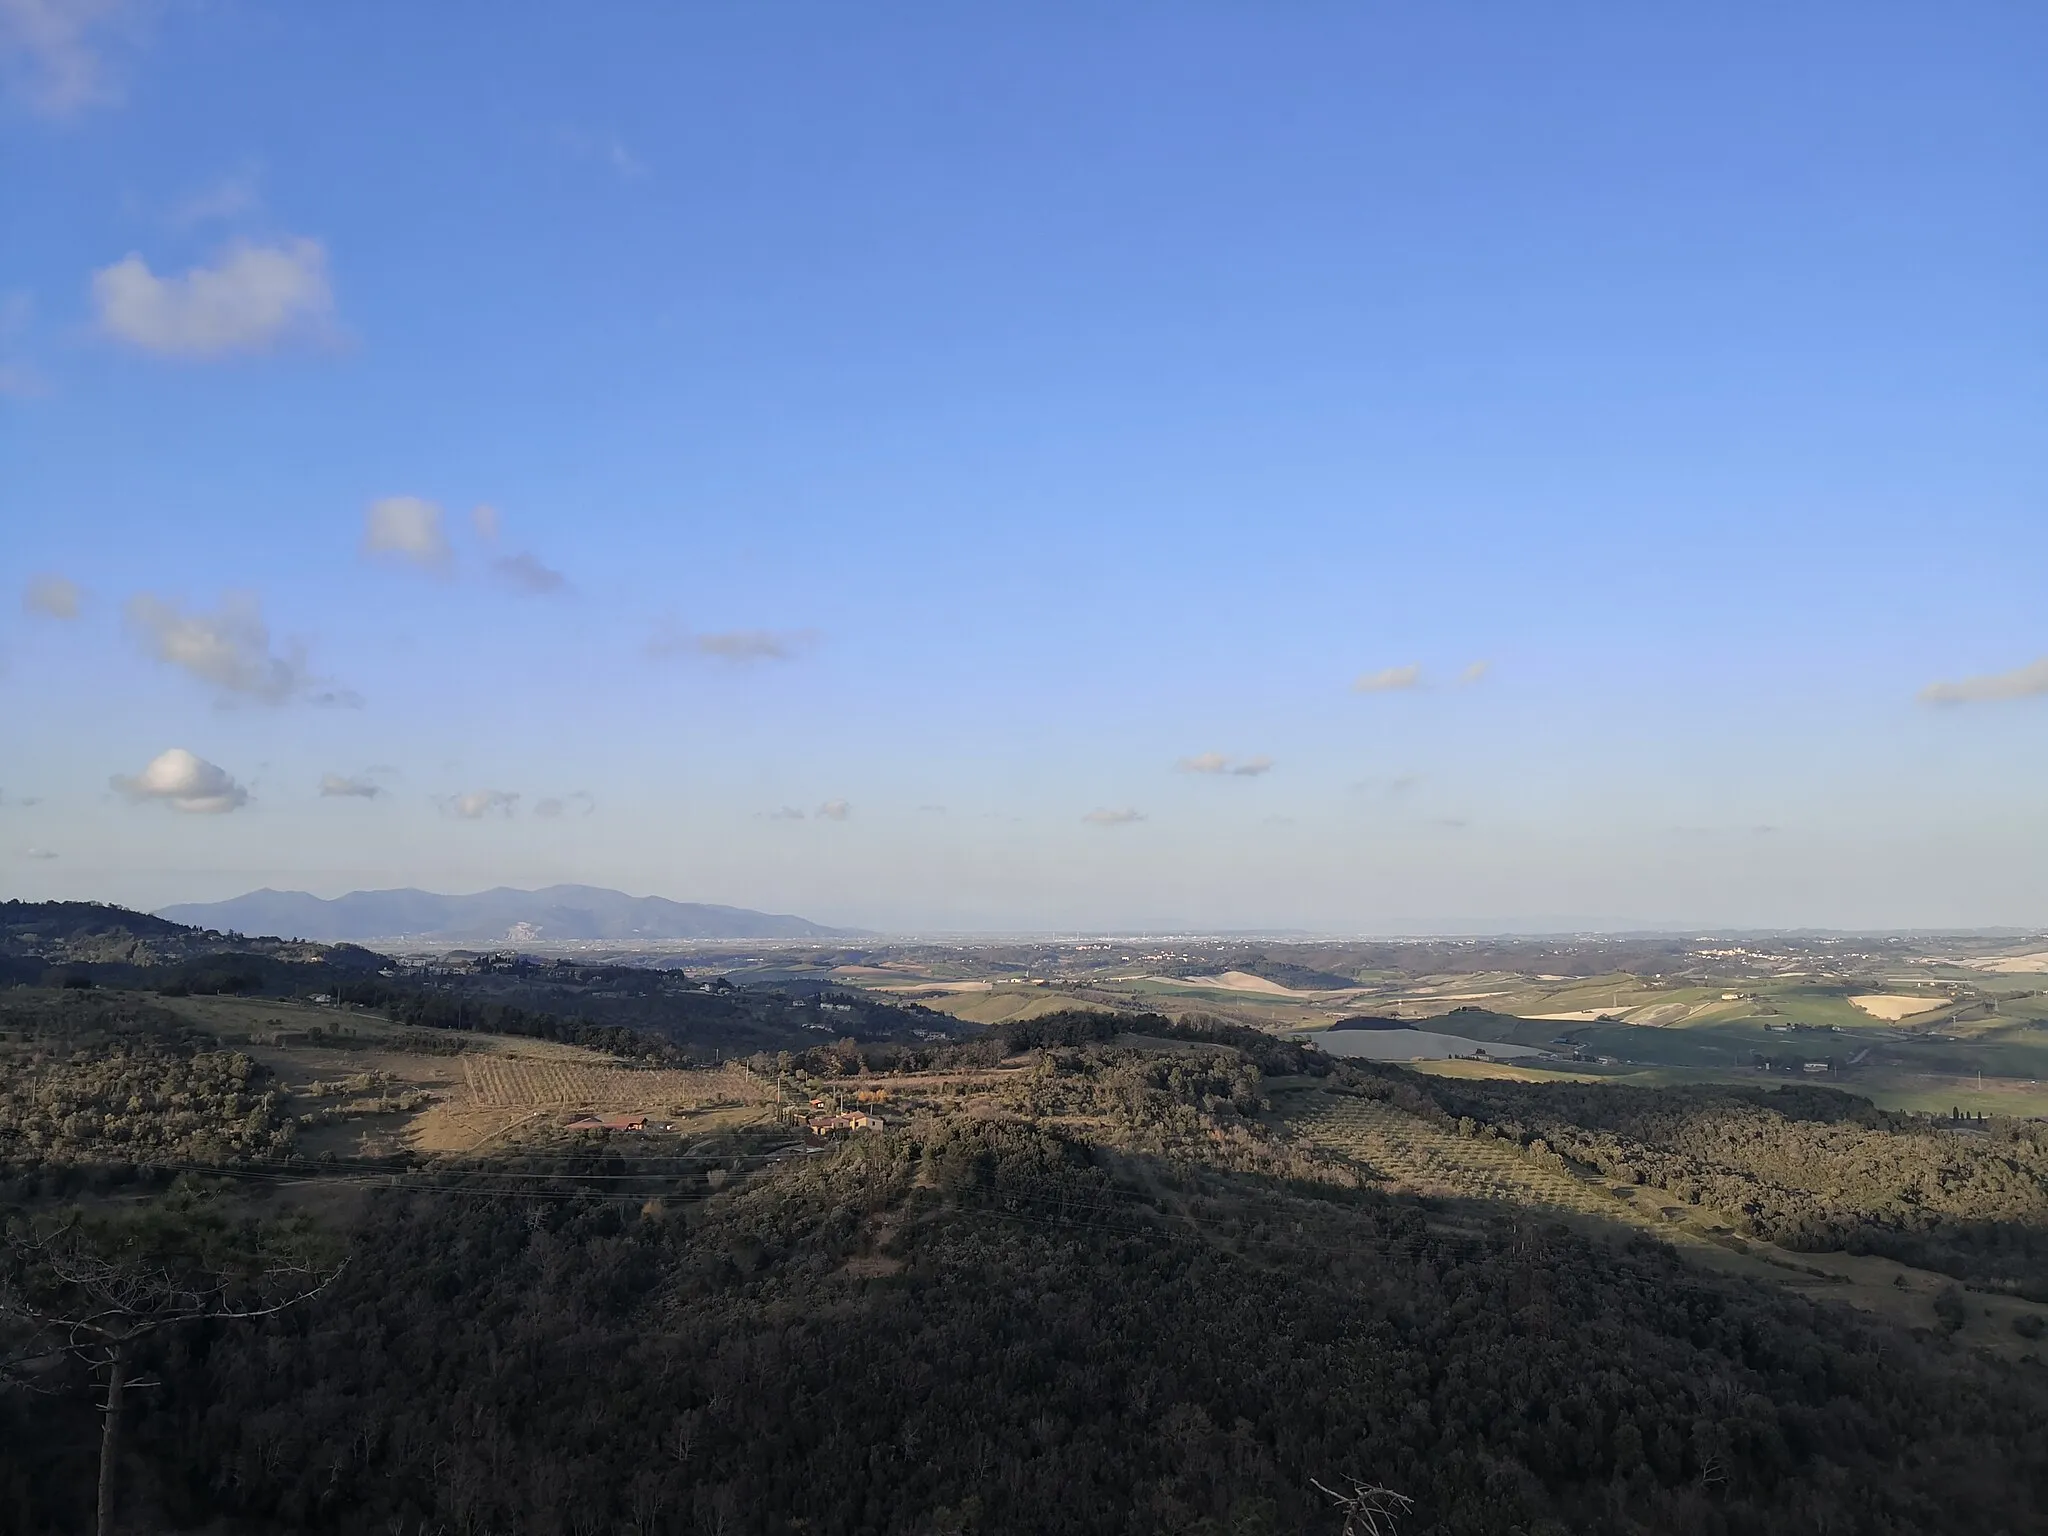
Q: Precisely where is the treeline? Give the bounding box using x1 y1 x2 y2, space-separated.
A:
326 975 708 1062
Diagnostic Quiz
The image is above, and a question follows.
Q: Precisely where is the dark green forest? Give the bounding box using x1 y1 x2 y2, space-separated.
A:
6 980 2048 1533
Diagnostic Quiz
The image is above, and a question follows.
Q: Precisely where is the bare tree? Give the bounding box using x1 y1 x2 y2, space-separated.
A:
0 1217 344 1536
1312 1474 1415 1536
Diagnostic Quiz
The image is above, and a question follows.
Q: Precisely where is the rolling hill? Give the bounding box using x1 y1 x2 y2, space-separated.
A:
157 885 861 943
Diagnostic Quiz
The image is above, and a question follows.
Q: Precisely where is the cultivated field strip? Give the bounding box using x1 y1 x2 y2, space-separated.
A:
460 1058 768 1112
1288 1095 1635 1220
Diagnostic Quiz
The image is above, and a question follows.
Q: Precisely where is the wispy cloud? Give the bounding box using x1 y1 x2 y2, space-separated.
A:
764 806 807 821
0 289 42 397
1352 664 1422 694
558 126 647 181
646 624 817 663
20 846 57 860
816 798 852 822
125 591 351 706
22 572 80 618
0 0 132 118
534 790 596 818
472 503 501 541
363 496 452 573
93 238 336 358
441 789 519 820
171 166 261 229
111 748 248 814
1177 752 1274 778
492 551 569 595
1082 807 1145 826
1919 657 2048 705
318 773 381 799
1459 660 1490 685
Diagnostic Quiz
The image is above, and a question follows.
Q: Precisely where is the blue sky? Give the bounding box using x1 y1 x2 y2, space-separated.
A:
3 3 2044 932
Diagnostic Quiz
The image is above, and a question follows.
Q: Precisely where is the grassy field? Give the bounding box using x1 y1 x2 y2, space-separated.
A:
152 993 777 1154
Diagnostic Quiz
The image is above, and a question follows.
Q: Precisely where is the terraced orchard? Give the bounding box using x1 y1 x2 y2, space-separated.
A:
1287 1092 1664 1226
460 1057 768 1113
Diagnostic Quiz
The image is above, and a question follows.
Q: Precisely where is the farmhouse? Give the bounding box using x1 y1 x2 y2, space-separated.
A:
807 1111 883 1136
565 1113 649 1131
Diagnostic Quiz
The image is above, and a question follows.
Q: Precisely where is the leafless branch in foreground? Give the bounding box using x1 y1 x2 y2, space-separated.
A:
1312 1474 1415 1536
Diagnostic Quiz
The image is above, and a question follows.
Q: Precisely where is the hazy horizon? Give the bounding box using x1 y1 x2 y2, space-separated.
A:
6 5 2044 933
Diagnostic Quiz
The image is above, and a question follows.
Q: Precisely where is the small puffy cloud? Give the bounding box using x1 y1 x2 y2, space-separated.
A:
441 789 519 820
111 747 248 814
318 773 380 799
492 551 568 595
1177 752 1273 777
472 503 500 541
764 806 806 821
23 572 80 618
123 591 339 705
1352 664 1422 694
0 0 130 117
21 846 58 859
93 238 335 358
533 791 595 819
918 803 947 814
1082 807 1145 826
363 496 451 572
816 799 851 821
1460 660 1490 684
647 624 817 663
1919 657 2048 705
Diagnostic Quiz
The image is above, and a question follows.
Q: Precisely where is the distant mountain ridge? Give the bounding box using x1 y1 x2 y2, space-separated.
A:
157 885 860 943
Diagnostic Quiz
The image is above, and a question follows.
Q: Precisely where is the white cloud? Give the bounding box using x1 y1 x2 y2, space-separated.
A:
21 846 58 859
111 748 248 814
442 789 519 820
123 591 343 705
472 503 501 542
816 799 851 821
1177 752 1273 777
0 0 128 117
363 497 451 572
1920 657 2048 705
93 238 335 358
1352 664 1422 694
1460 660 1490 684
318 773 380 799
492 551 568 595
647 625 817 663
764 806 807 820
23 572 80 618
1082 807 1145 826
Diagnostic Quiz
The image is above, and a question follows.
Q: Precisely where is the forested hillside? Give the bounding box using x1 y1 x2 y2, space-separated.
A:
6 999 2048 1534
